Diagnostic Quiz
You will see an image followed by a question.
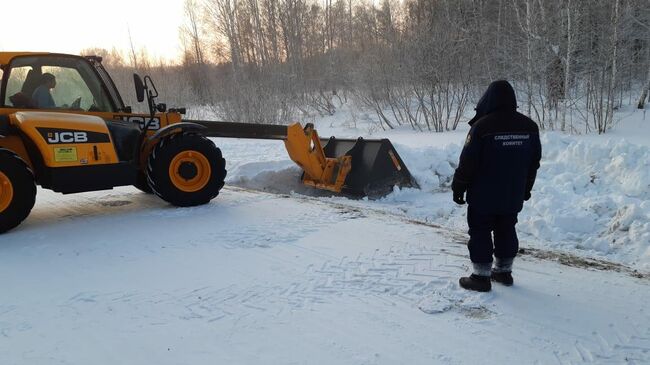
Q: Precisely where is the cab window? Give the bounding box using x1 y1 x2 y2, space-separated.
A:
4 66 31 105
3 55 115 112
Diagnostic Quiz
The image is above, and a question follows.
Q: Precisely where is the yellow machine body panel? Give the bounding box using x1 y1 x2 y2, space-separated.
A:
10 111 119 167
0 108 180 170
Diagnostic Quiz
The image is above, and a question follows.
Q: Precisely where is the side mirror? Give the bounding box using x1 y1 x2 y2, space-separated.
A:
133 74 145 103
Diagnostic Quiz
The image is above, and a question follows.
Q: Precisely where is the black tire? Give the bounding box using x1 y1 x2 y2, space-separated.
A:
0 149 37 233
147 133 226 207
133 171 153 193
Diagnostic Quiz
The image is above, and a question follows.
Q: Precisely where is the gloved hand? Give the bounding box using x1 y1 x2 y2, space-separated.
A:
452 180 467 205
453 190 466 205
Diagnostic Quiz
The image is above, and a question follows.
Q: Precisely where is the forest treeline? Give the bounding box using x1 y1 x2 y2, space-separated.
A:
84 0 650 134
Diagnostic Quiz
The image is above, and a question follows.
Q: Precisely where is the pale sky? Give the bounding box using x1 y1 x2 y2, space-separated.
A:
1 0 186 63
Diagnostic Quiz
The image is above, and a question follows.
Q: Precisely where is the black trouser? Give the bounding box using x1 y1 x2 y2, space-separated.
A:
467 206 519 263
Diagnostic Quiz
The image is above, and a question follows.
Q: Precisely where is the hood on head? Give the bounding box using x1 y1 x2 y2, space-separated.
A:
468 80 517 125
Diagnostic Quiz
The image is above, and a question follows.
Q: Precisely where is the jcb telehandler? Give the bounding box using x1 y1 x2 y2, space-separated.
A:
0 52 416 233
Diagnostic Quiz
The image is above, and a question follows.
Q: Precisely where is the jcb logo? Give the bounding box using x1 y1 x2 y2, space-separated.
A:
48 132 88 144
37 128 111 144
115 115 161 130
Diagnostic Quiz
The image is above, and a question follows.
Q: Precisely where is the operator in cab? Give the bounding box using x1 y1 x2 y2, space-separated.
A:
31 73 57 109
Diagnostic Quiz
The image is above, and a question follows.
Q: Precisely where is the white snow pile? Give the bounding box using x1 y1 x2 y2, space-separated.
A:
520 134 650 266
391 133 650 269
227 131 650 270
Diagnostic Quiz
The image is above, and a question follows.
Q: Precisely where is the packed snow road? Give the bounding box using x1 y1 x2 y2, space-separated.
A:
1 186 649 364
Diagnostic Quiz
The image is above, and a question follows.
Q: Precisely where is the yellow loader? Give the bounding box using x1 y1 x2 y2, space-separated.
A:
0 52 416 233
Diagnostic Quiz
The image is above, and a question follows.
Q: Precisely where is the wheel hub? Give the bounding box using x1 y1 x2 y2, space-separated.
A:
168 150 212 193
0 171 14 213
178 161 198 180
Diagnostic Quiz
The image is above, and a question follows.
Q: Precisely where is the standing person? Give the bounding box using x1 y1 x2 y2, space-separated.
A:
31 73 57 109
452 80 542 292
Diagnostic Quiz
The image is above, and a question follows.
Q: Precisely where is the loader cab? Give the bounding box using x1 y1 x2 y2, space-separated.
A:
0 54 126 113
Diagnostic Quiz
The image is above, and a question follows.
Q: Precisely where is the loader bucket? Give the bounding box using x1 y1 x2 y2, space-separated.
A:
194 120 418 197
320 137 418 198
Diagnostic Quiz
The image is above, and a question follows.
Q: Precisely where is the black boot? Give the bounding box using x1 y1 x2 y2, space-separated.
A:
459 274 491 292
491 271 513 286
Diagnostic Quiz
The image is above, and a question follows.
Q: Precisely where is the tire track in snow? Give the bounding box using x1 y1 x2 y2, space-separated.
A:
218 187 650 363
567 323 650 364
6 186 648 364
225 186 650 280
53 239 489 329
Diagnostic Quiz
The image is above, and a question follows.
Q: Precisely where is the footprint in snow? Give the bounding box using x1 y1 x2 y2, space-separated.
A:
417 282 496 319
417 293 454 314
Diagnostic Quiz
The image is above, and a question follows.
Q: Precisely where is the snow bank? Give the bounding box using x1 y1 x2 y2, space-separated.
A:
392 133 650 269
226 129 650 270
215 104 650 269
520 134 650 266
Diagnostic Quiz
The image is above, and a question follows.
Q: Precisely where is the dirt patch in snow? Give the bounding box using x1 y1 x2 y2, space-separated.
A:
516 247 648 279
99 200 132 207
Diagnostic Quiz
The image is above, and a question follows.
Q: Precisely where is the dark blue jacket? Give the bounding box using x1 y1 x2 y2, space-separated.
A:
453 81 542 214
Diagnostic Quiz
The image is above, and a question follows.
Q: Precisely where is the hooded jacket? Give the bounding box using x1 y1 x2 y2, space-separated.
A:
453 81 542 214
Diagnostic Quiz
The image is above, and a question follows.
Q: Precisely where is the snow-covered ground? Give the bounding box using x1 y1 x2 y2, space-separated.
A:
1 187 649 364
1 104 649 364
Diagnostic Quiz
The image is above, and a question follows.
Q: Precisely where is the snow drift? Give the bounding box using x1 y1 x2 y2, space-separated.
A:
226 130 650 270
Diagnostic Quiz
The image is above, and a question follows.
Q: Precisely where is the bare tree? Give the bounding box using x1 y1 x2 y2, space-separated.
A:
153 0 649 131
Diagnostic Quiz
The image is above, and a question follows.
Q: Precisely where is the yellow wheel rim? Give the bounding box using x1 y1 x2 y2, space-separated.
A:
0 171 14 213
169 150 212 193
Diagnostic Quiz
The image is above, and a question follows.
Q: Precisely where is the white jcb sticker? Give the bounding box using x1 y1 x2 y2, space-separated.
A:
114 115 161 130
48 131 88 144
